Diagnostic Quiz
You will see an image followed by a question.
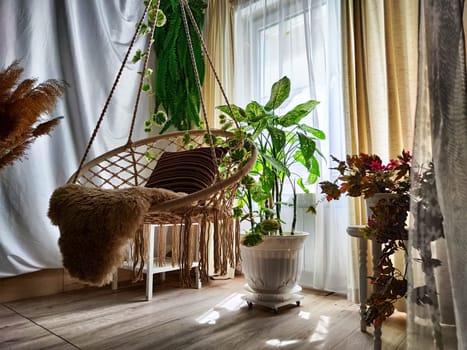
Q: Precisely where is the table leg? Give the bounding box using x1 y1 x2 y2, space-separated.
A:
372 240 382 349
359 237 368 332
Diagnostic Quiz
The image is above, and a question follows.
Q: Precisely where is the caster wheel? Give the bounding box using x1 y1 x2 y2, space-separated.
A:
296 301 301 306
247 301 253 309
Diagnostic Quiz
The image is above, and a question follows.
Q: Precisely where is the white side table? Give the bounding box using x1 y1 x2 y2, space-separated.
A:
112 223 201 301
347 225 382 350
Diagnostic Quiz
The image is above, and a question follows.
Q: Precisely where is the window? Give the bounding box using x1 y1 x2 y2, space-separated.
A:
233 0 332 194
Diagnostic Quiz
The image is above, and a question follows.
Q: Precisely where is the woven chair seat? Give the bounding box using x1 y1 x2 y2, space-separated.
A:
66 129 256 289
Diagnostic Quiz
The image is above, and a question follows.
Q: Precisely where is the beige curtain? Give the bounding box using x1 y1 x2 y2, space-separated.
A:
343 0 418 224
202 0 235 128
342 0 418 307
202 0 235 277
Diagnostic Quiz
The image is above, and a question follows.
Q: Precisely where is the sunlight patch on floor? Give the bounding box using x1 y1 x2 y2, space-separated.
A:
309 315 331 343
265 339 300 347
215 292 246 311
298 311 311 320
195 292 246 324
196 309 220 324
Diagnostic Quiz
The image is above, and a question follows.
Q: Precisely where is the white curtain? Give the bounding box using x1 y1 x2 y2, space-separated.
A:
232 0 350 295
0 0 150 277
408 0 467 348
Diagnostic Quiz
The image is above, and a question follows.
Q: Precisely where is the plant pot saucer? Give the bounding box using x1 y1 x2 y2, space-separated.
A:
242 284 303 313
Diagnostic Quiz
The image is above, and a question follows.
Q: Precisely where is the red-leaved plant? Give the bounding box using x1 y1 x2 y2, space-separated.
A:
319 150 412 331
319 150 411 200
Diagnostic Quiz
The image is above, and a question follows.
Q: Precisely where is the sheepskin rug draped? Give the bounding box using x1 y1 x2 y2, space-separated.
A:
48 184 185 286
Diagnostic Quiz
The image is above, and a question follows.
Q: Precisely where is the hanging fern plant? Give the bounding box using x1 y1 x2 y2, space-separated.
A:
150 0 207 133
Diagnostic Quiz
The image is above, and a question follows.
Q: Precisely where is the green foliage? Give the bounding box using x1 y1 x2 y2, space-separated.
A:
152 0 207 133
218 76 325 241
241 232 263 247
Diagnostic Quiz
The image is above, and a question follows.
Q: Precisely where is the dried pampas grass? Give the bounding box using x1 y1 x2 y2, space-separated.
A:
0 61 66 170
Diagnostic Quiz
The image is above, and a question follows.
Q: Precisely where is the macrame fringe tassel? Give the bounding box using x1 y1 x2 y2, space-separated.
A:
171 224 180 267
130 209 240 289
132 225 148 282
156 224 166 267
198 214 209 282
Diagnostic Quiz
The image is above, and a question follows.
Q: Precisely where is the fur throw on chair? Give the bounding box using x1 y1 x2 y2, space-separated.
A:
48 184 185 286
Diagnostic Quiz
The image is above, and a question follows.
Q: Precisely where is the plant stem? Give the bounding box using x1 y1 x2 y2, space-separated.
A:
291 180 297 234
246 188 255 233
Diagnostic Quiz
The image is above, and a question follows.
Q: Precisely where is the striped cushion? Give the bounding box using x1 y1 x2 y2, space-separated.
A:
145 147 224 193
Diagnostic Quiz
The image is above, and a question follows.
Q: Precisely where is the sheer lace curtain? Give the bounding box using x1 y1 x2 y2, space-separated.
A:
0 0 150 277
408 1 467 348
232 0 350 295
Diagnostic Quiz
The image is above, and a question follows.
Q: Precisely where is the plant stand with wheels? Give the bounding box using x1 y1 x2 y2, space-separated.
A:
242 285 304 314
240 232 309 313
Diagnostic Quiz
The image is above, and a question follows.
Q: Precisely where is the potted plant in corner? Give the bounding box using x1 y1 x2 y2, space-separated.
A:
217 76 325 312
319 151 411 333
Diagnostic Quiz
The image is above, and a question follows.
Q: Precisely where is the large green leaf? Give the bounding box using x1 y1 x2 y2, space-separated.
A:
299 124 326 140
278 100 319 127
307 156 320 184
293 149 306 168
259 166 275 193
245 101 266 122
264 76 290 111
216 104 247 121
267 127 286 153
298 132 316 168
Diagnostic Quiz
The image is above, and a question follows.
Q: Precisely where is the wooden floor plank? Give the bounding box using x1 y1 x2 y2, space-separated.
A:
2 275 406 350
0 304 76 349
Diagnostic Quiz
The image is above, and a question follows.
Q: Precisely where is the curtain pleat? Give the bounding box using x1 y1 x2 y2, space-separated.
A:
0 0 150 277
202 1 234 128
342 0 418 308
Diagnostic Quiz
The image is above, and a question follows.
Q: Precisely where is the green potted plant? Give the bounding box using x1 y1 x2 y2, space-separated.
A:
217 76 325 309
319 151 411 330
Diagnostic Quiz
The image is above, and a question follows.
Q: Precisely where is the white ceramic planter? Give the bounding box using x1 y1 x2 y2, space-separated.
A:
365 193 398 219
240 232 309 295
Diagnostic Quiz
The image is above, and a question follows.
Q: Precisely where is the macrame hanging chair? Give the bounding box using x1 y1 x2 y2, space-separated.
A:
48 0 256 289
